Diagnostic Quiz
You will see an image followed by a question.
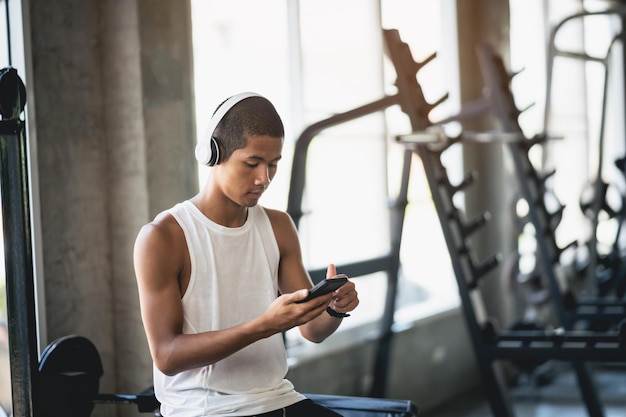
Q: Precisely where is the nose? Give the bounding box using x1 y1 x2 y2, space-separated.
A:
255 165 271 188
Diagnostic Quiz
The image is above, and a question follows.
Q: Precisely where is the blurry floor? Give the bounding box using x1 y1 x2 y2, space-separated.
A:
422 362 626 417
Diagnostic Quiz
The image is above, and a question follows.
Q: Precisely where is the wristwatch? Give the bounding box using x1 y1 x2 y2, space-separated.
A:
326 306 350 318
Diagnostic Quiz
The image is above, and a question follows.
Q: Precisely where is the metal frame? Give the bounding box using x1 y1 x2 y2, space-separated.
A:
475 43 626 330
0 67 37 417
286 28 446 397
395 39 626 417
399 133 626 417
544 7 626 287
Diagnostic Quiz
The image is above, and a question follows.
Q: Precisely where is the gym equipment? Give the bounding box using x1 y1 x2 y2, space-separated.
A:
545 7 626 295
397 129 626 417
287 28 446 397
37 335 159 417
436 40 626 332
36 334 419 417
393 24 626 415
472 43 626 331
0 66 38 417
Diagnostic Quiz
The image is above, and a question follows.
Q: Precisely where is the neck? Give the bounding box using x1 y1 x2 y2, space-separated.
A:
190 193 249 228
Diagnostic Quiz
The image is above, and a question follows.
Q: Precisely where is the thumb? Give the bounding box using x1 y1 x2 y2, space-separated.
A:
295 289 308 302
326 263 337 279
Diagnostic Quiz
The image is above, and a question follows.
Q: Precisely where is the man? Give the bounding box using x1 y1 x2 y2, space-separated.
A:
134 92 359 417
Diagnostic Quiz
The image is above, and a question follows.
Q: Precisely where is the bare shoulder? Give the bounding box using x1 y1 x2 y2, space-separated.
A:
134 211 187 287
262 206 295 229
136 211 184 250
261 207 300 254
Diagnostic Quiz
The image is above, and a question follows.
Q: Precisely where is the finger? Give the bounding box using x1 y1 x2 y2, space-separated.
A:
333 281 355 297
332 290 358 308
326 263 337 279
332 297 358 312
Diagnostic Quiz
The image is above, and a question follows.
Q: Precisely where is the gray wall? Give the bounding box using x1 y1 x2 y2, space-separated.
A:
288 309 481 413
25 0 197 409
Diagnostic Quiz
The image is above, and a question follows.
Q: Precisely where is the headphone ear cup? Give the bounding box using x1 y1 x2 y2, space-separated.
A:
195 141 211 165
195 137 220 166
208 137 220 166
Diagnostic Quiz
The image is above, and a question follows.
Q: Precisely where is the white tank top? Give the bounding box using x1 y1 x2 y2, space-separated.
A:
153 201 304 416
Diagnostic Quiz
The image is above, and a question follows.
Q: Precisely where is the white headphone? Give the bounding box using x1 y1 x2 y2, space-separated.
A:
195 92 262 166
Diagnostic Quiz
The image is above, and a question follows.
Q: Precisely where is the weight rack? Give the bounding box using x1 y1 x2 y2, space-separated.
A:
398 131 626 417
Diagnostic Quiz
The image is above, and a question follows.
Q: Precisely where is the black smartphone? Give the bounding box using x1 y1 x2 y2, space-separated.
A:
296 277 348 304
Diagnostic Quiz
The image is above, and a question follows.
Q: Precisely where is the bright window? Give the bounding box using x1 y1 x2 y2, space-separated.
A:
190 1 460 355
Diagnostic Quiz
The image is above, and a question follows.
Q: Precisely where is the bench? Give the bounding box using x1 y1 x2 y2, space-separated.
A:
36 335 418 417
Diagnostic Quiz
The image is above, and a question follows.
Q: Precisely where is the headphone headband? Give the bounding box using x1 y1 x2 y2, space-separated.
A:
205 92 261 142
195 92 263 166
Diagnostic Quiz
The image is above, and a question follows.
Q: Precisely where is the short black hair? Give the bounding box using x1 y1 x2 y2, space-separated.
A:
213 96 284 161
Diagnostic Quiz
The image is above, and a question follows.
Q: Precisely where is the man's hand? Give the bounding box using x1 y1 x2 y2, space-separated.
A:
263 290 334 334
267 263 360 343
325 264 359 316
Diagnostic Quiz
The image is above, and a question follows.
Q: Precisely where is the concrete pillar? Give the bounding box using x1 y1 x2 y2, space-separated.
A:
25 1 197 414
455 0 520 328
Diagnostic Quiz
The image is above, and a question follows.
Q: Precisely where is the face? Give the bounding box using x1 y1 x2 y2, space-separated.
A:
217 134 283 207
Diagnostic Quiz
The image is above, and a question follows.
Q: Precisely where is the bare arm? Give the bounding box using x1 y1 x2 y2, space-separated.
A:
265 209 359 343
134 214 329 376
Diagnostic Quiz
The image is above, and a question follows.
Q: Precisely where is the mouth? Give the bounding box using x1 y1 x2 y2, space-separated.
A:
248 189 264 198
